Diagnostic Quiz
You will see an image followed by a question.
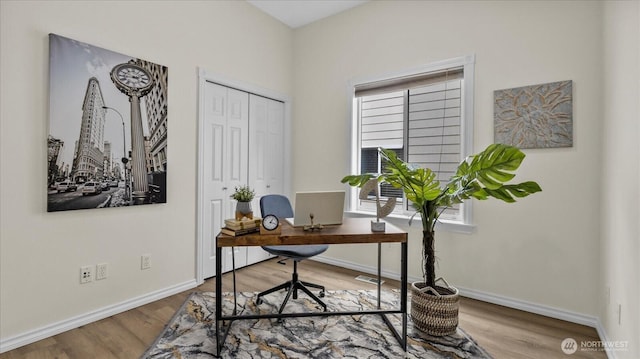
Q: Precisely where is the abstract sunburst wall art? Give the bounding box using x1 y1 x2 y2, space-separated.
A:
494 80 573 149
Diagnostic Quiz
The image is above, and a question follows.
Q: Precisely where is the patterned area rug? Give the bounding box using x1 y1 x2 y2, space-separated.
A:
141 290 493 358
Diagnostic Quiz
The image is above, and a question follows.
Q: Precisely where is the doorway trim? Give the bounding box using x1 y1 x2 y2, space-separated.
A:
196 68 292 284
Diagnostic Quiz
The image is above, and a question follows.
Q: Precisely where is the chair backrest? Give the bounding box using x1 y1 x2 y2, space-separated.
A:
260 194 294 219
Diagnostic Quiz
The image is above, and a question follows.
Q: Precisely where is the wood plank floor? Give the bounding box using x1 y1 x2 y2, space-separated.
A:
0 259 606 359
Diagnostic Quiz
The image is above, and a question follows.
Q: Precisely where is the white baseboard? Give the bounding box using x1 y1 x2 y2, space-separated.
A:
312 255 409 283
0 279 197 354
457 286 599 328
458 287 617 359
594 319 617 359
313 254 613 358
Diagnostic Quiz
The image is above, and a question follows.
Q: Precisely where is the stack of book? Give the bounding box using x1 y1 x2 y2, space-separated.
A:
221 218 261 236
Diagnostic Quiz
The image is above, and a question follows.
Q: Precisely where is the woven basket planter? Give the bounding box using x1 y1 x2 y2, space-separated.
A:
410 279 459 336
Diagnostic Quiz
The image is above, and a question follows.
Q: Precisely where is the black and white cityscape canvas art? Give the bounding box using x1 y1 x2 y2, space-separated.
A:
47 34 167 212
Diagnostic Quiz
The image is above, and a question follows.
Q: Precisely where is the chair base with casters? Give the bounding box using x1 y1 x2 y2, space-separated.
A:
256 260 327 313
257 244 328 313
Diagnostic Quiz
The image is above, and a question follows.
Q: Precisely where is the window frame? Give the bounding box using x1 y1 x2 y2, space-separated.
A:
347 55 476 233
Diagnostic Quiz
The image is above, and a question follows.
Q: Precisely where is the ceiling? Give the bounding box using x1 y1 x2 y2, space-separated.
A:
246 0 368 29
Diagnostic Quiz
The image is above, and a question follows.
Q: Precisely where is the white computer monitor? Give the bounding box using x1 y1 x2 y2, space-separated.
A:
286 191 345 227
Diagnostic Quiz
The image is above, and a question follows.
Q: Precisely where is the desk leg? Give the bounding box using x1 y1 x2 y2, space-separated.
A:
379 241 408 351
401 241 408 351
377 242 381 309
215 246 222 357
232 246 237 315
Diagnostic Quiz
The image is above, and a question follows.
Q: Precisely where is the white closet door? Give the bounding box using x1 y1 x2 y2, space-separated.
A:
224 87 249 271
202 82 249 278
224 88 249 271
202 82 226 279
249 95 285 202
266 99 285 195
249 95 269 205
248 95 284 265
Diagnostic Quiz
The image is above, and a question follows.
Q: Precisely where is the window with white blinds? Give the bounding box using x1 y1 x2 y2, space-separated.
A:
350 56 475 225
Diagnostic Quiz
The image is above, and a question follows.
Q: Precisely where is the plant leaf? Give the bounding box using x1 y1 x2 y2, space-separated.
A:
341 174 376 187
444 144 541 205
465 144 524 190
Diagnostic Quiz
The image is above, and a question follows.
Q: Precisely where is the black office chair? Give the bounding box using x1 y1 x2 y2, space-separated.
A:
257 194 328 313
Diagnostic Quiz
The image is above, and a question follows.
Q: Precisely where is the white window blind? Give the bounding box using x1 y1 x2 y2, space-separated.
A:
360 91 404 150
408 79 462 220
353 65 469 222
408 79 461 182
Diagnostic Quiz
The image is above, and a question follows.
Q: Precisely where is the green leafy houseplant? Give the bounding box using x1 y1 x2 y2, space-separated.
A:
341 143 542 290
231 185 255 202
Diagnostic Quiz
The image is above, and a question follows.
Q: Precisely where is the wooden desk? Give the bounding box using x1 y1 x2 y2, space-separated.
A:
215 217 408 357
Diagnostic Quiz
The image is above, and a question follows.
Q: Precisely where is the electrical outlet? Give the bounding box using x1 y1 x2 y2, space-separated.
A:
141 254 151 270
80 266 93 284
96 263 108 280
